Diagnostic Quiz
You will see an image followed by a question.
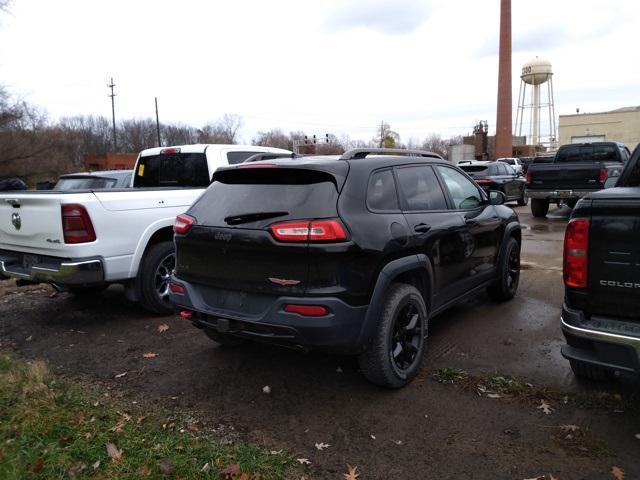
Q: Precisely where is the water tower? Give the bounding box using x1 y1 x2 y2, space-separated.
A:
514 57 557 148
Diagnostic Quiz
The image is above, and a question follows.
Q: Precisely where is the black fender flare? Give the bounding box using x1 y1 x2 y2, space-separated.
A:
496 221 521 271
356 254 434 351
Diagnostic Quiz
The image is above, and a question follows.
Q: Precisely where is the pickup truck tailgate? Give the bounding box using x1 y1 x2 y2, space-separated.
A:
0 195 65 250
530 164 602 190
588 196 640 319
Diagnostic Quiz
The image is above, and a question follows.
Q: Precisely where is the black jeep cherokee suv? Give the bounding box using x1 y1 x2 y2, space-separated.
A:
169 148 521 388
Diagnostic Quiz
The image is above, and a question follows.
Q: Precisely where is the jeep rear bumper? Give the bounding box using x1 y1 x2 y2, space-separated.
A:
561 304 640 374
0 250 104 286
169 277 369 354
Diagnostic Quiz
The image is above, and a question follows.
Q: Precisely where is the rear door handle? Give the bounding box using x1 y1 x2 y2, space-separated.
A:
414 223 431 233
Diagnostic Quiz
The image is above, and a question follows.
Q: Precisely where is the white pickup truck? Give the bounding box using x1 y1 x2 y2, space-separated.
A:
0 144 291 314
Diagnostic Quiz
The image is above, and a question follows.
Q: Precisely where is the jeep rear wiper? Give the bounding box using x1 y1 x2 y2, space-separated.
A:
224 211 289 225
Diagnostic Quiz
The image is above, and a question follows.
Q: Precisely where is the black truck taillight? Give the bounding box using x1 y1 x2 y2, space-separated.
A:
563 219 590 288
62 204 96 244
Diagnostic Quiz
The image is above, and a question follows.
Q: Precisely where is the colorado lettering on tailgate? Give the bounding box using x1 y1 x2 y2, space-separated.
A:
600 280 640 289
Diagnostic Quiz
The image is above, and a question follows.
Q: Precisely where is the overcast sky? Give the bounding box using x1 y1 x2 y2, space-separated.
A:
1 0 638 143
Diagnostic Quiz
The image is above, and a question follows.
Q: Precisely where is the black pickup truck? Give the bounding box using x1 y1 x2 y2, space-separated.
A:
526 142 630 217
561 144 640 380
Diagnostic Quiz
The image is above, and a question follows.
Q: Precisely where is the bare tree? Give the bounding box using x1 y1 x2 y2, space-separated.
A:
421 134 449 158
252 129 292 150
374 122 400 148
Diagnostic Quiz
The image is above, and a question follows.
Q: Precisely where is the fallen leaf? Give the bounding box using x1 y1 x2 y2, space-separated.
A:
136 414 150 424
393 440 403 445
262 385 271 394
270 450 283 455
69 412 85 425
370 434 376 440
186 421 200 431
159 459 175 475
31 457 44 473
158 324 169 333
137 461 151 477
201 462 211 473
220 464 242 479
92 460 100 470
343 464 360 480
114 372 127 379
315 442 330 451
68 462 87 478
25 335 33 342
142 352 158 359
559 424 579 432
487 393 503 399
611 466 625 480
296 458 311 465
106 442 123 462
174 444 184 451
537 400 553 415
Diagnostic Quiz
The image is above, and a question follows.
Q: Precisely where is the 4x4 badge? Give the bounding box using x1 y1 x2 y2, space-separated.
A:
268 277 300 286
11 212 21 230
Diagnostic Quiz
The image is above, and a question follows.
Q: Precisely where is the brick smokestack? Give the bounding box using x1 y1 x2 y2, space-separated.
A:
495 0 512 158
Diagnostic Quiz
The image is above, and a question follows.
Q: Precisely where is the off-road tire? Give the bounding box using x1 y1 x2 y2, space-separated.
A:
358 283 428 389
204 328 246 347
487 237 520 301
531 198 549 218
517 190 528 206
569 359 612 381
137 241 175 315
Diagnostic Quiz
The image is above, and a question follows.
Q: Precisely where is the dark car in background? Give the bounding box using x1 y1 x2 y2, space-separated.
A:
459 161 527 206
54 170 133 190
170 148 522 388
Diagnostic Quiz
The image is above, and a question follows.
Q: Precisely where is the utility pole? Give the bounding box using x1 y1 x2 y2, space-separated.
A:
108 77 117 151
155 97 161 147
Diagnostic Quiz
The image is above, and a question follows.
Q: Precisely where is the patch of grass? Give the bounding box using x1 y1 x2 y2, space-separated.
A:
432 367 468 384
487 375 530 396
0 355 295 479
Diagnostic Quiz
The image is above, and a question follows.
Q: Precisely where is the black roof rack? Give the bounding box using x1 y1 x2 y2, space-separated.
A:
243 152 299 163
339 148 442 160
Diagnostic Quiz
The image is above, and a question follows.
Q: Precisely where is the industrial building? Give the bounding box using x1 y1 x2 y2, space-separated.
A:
559 106 640 151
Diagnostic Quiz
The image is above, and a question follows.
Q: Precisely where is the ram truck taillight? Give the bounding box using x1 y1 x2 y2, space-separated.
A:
62 204 96 244
525 169 533 186
599 167 608 184
563 219 590 288
269 219 348 242
174 214 194 234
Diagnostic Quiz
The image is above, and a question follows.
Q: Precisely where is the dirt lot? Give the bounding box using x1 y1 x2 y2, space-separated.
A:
1 205 639 479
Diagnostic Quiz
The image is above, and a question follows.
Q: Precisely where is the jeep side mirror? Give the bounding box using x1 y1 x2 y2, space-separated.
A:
489 190 506 205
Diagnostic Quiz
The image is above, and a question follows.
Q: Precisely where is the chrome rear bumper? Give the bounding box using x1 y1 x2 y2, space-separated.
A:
0 251 104 285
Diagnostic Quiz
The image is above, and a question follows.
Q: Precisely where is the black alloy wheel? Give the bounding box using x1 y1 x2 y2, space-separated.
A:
487 236 520 301
390 302 424 372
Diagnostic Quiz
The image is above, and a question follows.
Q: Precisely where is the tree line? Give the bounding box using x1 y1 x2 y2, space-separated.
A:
0 85 462 185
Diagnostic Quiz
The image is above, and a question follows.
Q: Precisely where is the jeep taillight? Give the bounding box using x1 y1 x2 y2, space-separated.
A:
174 214 194 235
269 219 348 242
563 219 589 288
62 204 96 244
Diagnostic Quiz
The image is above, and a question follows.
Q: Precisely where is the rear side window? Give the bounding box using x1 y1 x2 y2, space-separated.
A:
133 153 209 187
190 168 339 228
460 165 488 175
367 169 399 211
396 166 448 211
55 177 117 190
